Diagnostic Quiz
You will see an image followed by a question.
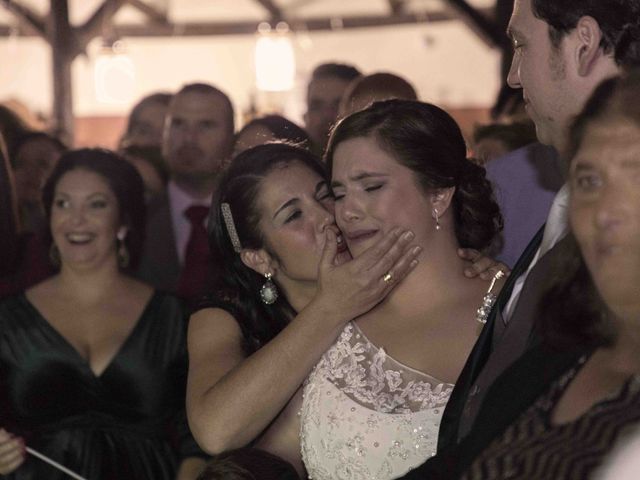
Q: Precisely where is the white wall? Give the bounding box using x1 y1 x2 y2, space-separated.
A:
0 20 502 125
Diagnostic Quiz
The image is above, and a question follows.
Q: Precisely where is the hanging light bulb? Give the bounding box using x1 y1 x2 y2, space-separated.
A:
255 21 296 92
94 40 136 105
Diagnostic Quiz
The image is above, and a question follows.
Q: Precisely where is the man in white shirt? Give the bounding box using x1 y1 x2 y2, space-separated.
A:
136 83 235 301
435 0 639 451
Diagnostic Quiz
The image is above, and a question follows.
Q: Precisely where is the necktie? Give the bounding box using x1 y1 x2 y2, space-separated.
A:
177 205 211 304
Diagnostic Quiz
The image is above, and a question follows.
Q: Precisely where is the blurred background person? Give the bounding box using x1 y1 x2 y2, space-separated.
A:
10 131 67 234
233 114 310 156
120 144 169 204
304 62 361 156
0 148 205 479
119 92 173 149
471 121 537 165
338 71 418 117
136 83 235 305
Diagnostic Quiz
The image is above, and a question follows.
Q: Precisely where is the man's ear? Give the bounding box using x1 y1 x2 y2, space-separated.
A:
431 187 456 216
575 16 604 76
240 248 274 276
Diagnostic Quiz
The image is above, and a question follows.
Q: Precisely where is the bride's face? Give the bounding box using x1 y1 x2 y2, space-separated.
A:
331 136 434 258
257 161 350 284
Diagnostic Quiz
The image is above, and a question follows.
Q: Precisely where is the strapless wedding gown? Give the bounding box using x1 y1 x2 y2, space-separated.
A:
300 322 454 480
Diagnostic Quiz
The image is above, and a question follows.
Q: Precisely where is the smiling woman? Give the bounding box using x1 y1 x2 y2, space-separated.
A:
0 149 206 479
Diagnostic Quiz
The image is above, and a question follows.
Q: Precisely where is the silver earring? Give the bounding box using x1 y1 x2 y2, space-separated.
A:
434 209 441 231
260 272 278 305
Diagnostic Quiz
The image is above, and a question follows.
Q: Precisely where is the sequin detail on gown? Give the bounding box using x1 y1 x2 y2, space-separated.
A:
300 322 454 480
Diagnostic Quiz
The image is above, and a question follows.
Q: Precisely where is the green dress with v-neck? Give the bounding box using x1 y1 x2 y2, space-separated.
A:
0 291 203 479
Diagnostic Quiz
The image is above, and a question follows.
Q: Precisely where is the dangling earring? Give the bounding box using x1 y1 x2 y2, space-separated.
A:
116 228 130 269
49 243 61 268
260 272 278 305
433 209 441 231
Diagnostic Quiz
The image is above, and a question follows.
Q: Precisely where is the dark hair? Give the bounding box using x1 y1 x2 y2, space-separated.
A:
0 105 30 156
0 133 20 273
473 121 538 151
532 0 640 67
310 63 362 84
538 234 612 348
174 83 235 134
568 69 640 159
125 92 172 135
9 131 67 168
340 72 418 115
236 115 310 150
197 448 299 480
207 143 326 354
325 99 502 250
120 144 170 185
41 149 146 270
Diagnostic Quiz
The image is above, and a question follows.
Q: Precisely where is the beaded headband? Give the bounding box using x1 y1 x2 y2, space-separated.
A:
221 202 243 253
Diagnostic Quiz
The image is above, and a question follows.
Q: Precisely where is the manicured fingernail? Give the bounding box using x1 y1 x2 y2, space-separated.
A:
402 231 414 241
410 259 419 268
411 246 422 255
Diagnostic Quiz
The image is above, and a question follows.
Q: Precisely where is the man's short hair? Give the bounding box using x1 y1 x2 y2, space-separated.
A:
532 0 640 67
173 83 235 133
309 63 361 84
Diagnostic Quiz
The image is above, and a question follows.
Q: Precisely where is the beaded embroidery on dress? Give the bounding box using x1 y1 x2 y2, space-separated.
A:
300 322 454 480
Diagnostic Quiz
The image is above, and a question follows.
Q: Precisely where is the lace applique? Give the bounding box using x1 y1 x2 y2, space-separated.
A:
300 323 455 479
316 323 452 414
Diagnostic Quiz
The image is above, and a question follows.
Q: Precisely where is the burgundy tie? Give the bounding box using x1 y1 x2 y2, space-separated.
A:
177 205 211 304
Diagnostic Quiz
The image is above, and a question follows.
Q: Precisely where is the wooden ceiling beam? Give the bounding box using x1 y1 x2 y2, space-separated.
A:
0 0 46 39
76 0 127 50
127 0 168 24
443 0 506 47
388 0 404 15
253 0 283 21
0 8 494 37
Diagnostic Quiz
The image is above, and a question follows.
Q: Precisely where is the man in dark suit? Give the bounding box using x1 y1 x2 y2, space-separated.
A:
399 2 640 477
136 83 234 302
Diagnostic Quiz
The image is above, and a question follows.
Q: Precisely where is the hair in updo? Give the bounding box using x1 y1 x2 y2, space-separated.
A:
325 99 502 250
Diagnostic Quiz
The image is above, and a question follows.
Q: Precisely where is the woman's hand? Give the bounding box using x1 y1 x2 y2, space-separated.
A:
314 228 421 322
458 248 511 280
0 429 25 475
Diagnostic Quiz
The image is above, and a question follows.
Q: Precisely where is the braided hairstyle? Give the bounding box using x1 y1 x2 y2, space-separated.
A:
206 143 327 355
325 99 502 251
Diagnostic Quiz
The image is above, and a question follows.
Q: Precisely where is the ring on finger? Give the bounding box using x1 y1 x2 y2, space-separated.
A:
382 272 393 284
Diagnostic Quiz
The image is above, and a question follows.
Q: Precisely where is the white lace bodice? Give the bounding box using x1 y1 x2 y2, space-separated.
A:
300 322 454 480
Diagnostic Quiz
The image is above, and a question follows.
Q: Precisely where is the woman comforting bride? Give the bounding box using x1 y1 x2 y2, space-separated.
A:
187 99 504 479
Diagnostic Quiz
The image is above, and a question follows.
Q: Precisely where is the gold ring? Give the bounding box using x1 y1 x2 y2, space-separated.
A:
382 272 393 284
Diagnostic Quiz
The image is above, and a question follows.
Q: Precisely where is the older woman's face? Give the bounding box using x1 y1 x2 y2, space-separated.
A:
50 168 123 269
570 120 640 317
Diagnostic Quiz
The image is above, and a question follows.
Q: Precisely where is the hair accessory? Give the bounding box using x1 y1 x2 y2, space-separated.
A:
476 270 506 324
260 272 278 305
382 272 394 284
221 202 243 253
434 209 441 231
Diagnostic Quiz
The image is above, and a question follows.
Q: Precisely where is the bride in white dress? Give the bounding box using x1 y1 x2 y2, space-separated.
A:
187 103 505 479
300 99 505 479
